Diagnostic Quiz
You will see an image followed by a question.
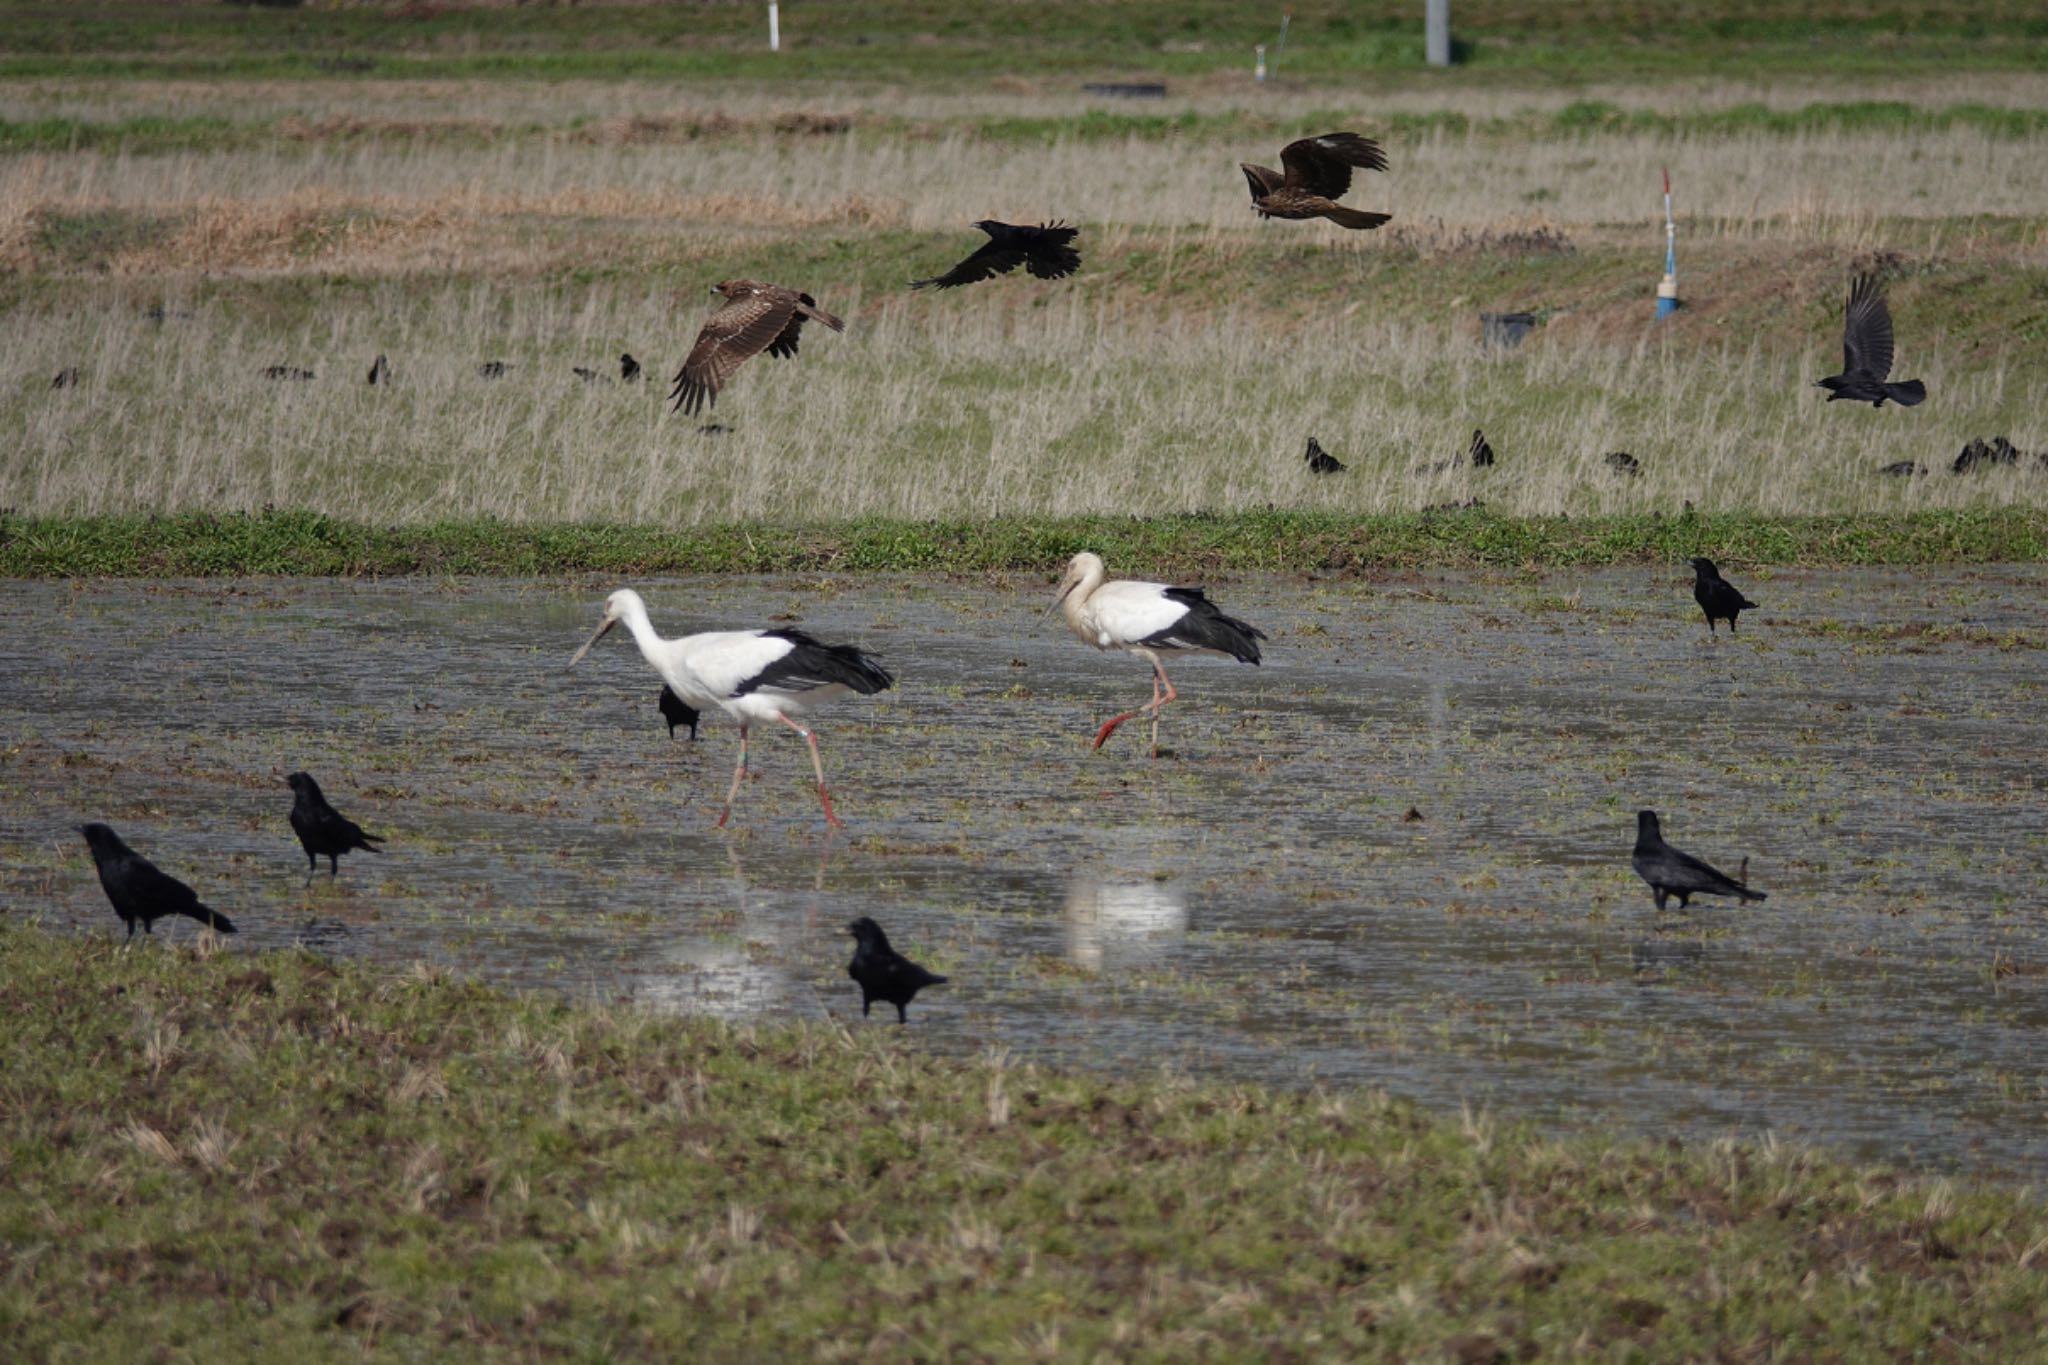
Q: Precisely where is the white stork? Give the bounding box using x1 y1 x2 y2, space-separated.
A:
571 588 893 828
1050 551 1268 757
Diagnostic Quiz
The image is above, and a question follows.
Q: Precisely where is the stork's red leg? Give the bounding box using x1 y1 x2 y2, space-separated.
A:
718 724 749 827
776 712 844 829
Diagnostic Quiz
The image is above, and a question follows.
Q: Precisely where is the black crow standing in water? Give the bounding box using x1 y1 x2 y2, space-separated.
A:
620 352 642 383
286 771 384 878
1631 810 1767 911
846 917 947 1023
366 353 389 386
658 685 700 740
1689 557 1758 635
1304 437 1346 474
1816 274 1925 408
911 220 1081 290
77 823 237 939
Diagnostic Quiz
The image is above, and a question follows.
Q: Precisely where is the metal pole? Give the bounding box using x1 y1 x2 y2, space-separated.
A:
1426 0 1451 66
769 2 780 52
1656 166 1679 319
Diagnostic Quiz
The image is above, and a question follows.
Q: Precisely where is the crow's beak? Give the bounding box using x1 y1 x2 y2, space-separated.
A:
570 613 618 665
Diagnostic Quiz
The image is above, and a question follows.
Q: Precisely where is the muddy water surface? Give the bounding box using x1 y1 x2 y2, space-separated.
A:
2 568 2044 1174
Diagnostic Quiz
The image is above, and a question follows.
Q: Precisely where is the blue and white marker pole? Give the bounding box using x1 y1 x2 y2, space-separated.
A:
1655 166 1679 320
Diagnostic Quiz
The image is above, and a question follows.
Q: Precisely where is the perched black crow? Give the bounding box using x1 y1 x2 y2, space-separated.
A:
1689 557 1758 635
846 917 947 1023
1631 810 1767 911
77 823 236 939
51 367 82 389
620 352 642 383
572 366 606 384
1304 436 1346 474
366 353 389 386
1879 460 1927 478
262 365 314 381
478 361 509 379
658 685 700 740
1816 274 1925 408
286 771 384 878
1468 429 1496 468
1951 436 2024 474
911 220 1081 290
1604 451 1642 478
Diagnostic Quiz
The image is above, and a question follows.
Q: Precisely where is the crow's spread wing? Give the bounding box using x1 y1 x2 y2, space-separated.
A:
1842 274 1896 380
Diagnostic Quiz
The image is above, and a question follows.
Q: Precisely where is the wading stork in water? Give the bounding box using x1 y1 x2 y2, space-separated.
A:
571 589 893 829
1050 552 1267 757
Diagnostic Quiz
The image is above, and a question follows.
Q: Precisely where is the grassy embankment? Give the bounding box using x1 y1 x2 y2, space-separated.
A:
4 506 2047 578
4 925 2045 1358
7 0 2048 82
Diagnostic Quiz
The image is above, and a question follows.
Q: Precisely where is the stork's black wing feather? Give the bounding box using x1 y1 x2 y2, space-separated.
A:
742 630 895 695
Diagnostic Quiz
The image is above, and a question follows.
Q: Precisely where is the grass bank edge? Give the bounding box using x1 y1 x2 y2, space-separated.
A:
3 508 2046 579
3 922 2045 1358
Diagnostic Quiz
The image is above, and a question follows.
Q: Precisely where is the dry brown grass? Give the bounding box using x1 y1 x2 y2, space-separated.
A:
3 72 2044 525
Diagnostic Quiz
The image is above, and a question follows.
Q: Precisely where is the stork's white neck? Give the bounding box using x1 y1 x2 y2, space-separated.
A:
616 593 668 665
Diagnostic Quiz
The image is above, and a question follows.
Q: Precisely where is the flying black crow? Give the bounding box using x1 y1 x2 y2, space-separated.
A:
78 823 237 939
1631 810 1767 911
1304 437 1346 474
1688 557 1758 635
911 220 1081 290
846 917 947 1023
1816 274 1925 408
658 685 700 740
286 771 384 878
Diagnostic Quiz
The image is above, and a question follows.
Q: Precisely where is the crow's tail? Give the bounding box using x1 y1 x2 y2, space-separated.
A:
1885 380 1927 407
1320 206 1393 231
184 904 237 934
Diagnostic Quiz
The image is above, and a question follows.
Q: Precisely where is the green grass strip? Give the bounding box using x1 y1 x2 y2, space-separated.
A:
2 924 2044 1357
3 508 2045 578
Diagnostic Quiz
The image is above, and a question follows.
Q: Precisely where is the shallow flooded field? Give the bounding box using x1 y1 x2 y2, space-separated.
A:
2 567 2044 1174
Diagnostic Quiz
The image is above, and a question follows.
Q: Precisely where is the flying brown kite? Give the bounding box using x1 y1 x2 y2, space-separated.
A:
670 280 845 416
1240 132 1391 230
911 220 1081 290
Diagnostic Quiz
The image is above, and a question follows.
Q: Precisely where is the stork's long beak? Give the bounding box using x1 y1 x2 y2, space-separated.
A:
1042 576 1078 619
570 613 618 665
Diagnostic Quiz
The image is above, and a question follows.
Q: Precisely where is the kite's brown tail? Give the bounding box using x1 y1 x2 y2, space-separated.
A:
1320 206 1393 230
799 302 847 332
